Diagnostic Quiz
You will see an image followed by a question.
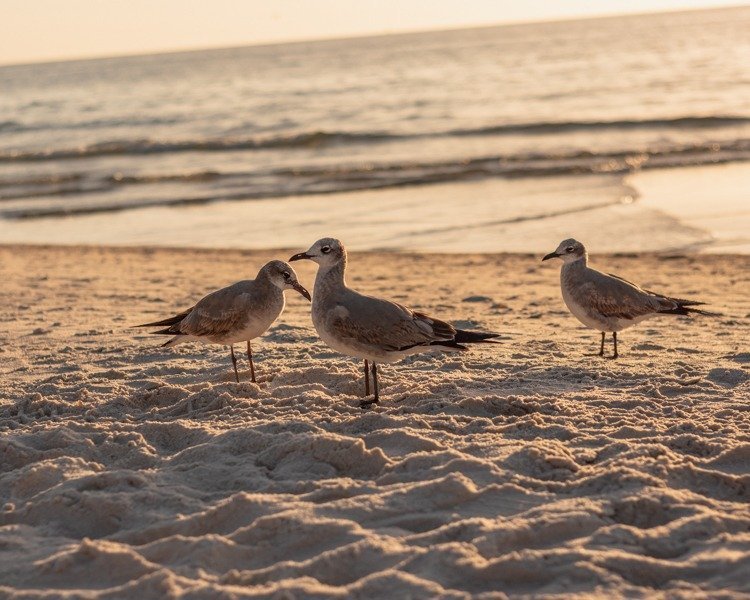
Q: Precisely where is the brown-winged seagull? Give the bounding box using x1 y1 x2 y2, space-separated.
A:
542 238 716 358
136 260 310 382
290 237 498 407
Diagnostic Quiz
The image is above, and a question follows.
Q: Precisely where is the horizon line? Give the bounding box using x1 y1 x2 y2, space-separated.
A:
0 2 743 69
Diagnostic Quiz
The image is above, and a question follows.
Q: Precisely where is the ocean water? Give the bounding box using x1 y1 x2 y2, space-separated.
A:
1 6 749 251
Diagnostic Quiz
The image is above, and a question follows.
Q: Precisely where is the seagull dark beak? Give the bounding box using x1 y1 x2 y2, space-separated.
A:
289 252 311 262
292 281 312 301
542 252 559 262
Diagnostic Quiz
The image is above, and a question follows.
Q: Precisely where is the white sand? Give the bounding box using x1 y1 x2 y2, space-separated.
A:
1 245 749 598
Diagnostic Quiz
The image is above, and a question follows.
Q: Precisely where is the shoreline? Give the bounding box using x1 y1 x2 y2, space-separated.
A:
6 241 750 256
1 162 749 255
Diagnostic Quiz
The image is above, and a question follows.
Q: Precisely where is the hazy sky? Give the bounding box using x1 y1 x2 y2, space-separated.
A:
0 0 737 66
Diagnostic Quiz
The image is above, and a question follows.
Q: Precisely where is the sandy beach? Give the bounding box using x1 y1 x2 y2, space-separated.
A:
1 244 748 598
3 4 750 598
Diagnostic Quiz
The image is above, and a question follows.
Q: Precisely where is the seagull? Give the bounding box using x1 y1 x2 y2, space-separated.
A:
542 238 717 358
136 260 310 382
290 237 499 407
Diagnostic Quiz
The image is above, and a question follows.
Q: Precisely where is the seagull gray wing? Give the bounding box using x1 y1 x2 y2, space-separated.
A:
608 272 706 307
177 281 257 338
576 269 675 320
327 291 456 352
607 272 664 298
607 272 645 289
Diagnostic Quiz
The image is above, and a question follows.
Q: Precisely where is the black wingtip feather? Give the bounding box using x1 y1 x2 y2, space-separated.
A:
453 329 501 344
134 311 190 328
429 340 469 350
397 330 499 352
659 304 721 317
149 327 178 335
666 297 707 307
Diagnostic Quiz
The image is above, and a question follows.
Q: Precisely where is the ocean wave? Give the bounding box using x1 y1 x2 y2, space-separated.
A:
0 170 226 201
259 139 750 182
0 116 183 135
0 120 24 132
106 170 222 184
448 115 750 136
3 139 750 218
0 131 392 162
0 173 84 186
1 115 749 162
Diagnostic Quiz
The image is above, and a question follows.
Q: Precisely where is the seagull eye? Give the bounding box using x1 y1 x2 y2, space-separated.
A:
566 246 574 253
283 271 291 279
321 246 331 254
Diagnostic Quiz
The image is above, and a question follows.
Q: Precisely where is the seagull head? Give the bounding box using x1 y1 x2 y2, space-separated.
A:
262 260 311 301
289 237 345 268
542 238 587 264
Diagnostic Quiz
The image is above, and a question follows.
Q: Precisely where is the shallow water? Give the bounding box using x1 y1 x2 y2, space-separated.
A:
3 163 748 254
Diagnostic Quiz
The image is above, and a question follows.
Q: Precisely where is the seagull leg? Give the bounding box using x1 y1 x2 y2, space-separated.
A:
247 341 256 383
230 345 240 383
360 362 379 409
586 332 607 357
364 359 370 397
605 332 619 360
372 362 379 403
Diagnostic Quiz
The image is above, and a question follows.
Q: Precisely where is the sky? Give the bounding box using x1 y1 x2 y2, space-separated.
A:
0 0 738 66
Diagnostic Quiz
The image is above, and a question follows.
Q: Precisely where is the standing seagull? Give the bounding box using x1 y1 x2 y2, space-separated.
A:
136 260 310 382
542 238 716 358
290 238 499 407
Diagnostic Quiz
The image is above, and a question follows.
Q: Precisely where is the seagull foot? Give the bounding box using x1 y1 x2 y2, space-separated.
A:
359 399 379 409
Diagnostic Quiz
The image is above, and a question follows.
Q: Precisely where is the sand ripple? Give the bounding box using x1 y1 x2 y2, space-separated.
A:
1 246 748 597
